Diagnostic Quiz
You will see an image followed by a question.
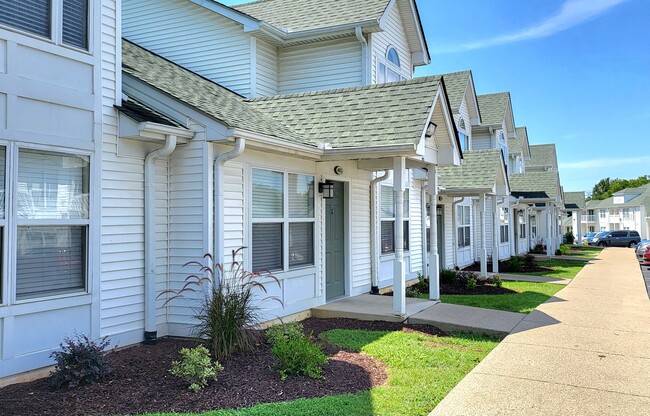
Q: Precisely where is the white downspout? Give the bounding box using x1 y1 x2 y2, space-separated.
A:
144 134 177 344
214 138 246 267
370 170 390 294
355 26 369 85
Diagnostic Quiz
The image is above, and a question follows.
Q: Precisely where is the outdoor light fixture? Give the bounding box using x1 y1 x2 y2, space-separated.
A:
425 122 437 138
319 181 335 199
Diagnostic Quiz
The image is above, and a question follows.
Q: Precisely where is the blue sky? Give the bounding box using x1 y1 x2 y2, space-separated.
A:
223 0 649 194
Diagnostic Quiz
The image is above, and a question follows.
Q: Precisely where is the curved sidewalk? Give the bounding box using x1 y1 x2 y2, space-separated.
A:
430 248 650 416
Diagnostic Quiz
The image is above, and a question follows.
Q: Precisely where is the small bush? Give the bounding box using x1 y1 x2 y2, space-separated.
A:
504 256 523 273
465 275 477 290
406 286 421 298
440 269 458 285
171 345 223 392
49 333 113 389
415 272 429 293
558 245 570 255
523 253 536 268
565 230 575 245
266 323 328 380
455 271 477 290
492 275 503 288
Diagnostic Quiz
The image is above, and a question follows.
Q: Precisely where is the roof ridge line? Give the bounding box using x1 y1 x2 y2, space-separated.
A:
247 75 442 102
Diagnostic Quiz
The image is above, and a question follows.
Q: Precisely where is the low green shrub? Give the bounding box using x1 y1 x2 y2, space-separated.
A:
406 286 421 298
440 269 458 285
266 323 328 380
455 271 477 291
49 333 114 389
492 275 503 288
565 230 575 245
504 256 523 273
465 275 477 290
558 245 570 255
170 345 223 392
415 272 429 293
523 253 536 268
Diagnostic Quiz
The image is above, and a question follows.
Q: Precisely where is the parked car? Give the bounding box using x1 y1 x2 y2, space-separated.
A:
643 250 650 267
590 230 641 247
636 240 650 261
582 232 597 245
588 231 610 246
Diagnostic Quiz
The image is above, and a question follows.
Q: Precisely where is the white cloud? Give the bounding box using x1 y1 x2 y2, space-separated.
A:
434 0 628 53
560 155 650 170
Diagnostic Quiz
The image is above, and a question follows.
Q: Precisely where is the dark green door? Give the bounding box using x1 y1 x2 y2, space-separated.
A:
326 182 345 300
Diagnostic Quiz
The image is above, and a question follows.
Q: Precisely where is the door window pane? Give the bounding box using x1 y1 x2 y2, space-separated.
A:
289 222 313 268
62 0 88 49
18 149 89 220
288 174 314 218
16 226 86 300
0 0 50 38
252 223 282 271
252 169 283 218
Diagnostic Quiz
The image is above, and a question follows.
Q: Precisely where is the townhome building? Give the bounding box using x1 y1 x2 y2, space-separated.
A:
0 0 120 378
580 184 650 239
563 191 586 243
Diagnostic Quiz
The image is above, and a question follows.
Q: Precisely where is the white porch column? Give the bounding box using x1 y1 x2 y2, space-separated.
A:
509 204 516 256
421 186 428 280
479 194 488 278
428 165 440 301
546 203 553 257
492 195 499 274
576 210 583 245
393 157 406 316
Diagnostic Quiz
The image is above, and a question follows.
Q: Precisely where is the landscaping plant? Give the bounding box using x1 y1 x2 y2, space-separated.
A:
492 274 503 288
266 322 328 380
49 333 114 389
564 230 575 244
170 345 223 392
504 256 524 273
160 249 282 361
440 268 458 285
455 271 478 291
523 253 536 268
415 272 429 293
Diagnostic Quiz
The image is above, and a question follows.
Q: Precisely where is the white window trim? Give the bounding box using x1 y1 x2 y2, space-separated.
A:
456 205 471 249
380 186 409 256
1 143 93 306
249 167 317 275
376 45 409 83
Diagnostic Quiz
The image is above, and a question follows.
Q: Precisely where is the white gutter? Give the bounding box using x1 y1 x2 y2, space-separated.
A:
144 134 178 344
370 170 390 294
355 27 369 85
214 138 246 266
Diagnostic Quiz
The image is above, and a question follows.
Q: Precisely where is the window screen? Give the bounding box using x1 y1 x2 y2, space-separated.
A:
62 0 88 49
252 223 282 272
0 0 50 38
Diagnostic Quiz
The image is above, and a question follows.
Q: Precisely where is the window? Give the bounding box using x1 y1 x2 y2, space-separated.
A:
456 205 470 248
251 169 315 272
380 186 409 254
622 208 630 219
589 226 595 232
458 132 469 153
15 149 89 301
530 216 537 238
499 207 509 243
377 46 406 84
518 212 526 239
599 210 606 218
0 0 89 50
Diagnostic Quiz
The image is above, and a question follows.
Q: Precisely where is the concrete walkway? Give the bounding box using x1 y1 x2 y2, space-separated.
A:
497 273 570 285
430 248 650 416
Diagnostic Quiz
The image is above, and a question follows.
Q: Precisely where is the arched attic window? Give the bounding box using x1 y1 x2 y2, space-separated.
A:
377 46 406 84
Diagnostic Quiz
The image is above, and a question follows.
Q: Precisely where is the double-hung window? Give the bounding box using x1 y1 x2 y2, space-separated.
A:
14 149 89 301
499 207 509 243
622 208 630 220
518 212 526 239
251 169 315 272
599 210 606 219
380 186 409 254
530 216 537 238
0 0 89 50
456 205 470 248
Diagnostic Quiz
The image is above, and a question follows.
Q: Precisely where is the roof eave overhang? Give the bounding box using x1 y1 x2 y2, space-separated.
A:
440 187 496 197
255 20 382 46
321 143 418 161
222 128 324 160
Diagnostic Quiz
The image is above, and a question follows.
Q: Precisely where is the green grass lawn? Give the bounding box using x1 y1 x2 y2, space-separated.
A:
439 281 563 314
526 259 587 279
149 330 498 416
563 245 602 258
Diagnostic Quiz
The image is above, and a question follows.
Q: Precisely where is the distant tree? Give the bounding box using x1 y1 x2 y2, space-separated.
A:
588 175 650 201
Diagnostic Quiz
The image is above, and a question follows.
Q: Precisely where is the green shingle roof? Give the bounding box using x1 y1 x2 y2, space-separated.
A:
510 171 560 200
122 40 309 144
587 184 650 210
247 76 442 149
564 191 586 210
438 149 503 191
528 144 557 168
233 0 390 32
440 71 471 111
509 126 527 154
477 92 510 125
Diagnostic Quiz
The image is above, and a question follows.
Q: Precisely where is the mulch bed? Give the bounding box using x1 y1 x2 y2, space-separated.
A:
440 283 516 295
462 261 554 274
0 318 446 416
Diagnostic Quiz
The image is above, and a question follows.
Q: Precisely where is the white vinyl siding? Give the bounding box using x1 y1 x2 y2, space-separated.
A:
278 38 362 94
409 181 423 274
371 4 412 84
255 39 278 97
123 0 253 97
471 133 492 150
350 178 371 291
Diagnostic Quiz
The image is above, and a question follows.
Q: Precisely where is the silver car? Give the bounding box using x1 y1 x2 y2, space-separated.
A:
637 240 650 261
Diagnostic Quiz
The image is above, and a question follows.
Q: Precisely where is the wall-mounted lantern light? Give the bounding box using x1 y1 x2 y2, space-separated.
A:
319 181 335 199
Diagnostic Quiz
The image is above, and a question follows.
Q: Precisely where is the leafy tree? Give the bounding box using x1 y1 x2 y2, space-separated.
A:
588 175 650 201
